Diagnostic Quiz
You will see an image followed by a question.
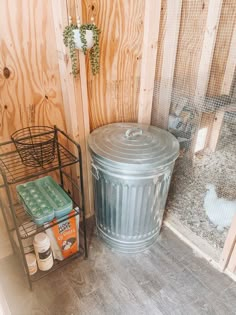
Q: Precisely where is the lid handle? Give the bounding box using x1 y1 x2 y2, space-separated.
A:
125 127 143 140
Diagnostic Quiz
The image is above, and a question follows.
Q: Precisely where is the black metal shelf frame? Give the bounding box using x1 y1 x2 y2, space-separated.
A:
11 228 85 283
0 126 88 290
14 203 80 239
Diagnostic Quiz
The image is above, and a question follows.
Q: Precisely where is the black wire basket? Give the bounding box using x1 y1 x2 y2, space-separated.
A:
11 126 56 167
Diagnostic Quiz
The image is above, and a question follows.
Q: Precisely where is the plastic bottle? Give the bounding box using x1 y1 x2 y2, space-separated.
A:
33 232 53 271
25 253 37 275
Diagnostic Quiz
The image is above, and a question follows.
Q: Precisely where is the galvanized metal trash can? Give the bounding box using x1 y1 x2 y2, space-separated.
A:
88 123 179 253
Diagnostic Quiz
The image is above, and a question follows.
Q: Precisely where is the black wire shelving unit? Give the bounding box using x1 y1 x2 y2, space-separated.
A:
0 126 88 290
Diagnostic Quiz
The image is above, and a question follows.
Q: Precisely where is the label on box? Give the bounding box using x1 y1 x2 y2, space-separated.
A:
51 211 78 259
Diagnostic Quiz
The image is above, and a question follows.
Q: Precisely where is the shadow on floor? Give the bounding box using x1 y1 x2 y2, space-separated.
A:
0 223 235 315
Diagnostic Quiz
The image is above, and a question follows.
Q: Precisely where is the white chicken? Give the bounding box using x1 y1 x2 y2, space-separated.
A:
204 184 236 231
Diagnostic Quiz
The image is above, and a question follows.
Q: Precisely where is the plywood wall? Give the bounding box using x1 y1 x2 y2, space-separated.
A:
0 0 66 142
81 0 145 130
1 0 234 139
0 0 68 258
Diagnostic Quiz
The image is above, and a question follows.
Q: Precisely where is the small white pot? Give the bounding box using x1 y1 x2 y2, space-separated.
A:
73 29 94 50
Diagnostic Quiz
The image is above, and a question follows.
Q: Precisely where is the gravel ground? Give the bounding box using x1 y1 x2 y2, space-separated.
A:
166 119 236 250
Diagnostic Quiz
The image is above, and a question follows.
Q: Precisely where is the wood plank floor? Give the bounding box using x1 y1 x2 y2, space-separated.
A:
0 225 235 315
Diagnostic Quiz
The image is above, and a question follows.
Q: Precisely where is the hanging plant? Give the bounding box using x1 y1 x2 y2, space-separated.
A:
63 22 101 77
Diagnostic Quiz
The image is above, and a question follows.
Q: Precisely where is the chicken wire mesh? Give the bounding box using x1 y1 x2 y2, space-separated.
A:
152 0 236 250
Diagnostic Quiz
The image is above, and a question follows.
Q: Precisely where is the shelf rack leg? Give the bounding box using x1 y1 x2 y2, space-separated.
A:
78 147 88 258
55 126 64 189
55 126 88 258
3 174 32 290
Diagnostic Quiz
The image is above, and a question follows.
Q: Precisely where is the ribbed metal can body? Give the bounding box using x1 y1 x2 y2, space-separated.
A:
92 160 174 252
88 123 179 253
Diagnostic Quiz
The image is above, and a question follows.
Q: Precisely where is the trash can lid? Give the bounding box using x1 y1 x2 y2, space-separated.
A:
88 123 179 169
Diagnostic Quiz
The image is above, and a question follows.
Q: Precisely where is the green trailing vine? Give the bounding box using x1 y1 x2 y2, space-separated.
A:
80 24 101 75
63 23 101 77
63 24 78 77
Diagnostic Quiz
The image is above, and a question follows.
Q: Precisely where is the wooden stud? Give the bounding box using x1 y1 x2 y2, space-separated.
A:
222 24 236 94
154 0 182 129
208 24 236 152
207 109 225 151
192 0 223 153
194 0 223 106
219 214 236 271
197 112 216 152
50 0 78 136
50 0 93 216
75 0 94 216
75 0 91 141
225 105 236 112
138 0 161 124
227 243 236 273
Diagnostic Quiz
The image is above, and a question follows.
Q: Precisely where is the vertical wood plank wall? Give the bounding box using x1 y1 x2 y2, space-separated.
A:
0 0 67 141
81 0 145 130
1 0 233 152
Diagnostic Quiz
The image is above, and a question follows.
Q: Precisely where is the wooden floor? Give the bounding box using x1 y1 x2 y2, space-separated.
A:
0 225 236 315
